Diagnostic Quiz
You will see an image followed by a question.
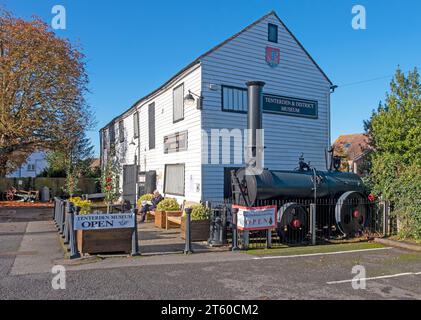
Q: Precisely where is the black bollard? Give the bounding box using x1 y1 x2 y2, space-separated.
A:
184 208 193 255
69 208 80 260
231 208 239 251
131 209 141 256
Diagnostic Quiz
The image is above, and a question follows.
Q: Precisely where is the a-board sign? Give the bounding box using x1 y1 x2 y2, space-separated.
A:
74 213 135 231
233 206 277 231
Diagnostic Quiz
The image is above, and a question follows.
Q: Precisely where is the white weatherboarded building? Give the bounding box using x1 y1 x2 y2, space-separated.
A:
100 11 333 204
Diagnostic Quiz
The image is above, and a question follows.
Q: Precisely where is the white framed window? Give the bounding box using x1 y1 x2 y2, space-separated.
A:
119 120 125 143
173 84 184 123
222 86 248 113
164 164 185 196
133 111 139 139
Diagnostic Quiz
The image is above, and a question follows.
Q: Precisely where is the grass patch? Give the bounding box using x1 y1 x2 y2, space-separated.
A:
389 236 421 245
247 242 386 257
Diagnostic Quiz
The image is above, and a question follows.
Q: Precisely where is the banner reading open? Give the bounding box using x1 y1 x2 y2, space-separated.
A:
233 205 277 231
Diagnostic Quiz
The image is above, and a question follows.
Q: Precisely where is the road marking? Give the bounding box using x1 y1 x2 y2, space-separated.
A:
253 247 393 260
327 272 421 285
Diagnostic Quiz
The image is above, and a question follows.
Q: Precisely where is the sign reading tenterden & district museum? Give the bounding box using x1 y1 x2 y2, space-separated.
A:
263 94 318 119
74 213 135 231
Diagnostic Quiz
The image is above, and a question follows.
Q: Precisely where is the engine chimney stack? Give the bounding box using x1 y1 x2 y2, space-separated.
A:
246 81 265 175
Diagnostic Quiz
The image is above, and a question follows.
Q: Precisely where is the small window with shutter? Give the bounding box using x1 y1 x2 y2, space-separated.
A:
268 23 278 43
173 84 184 123
109 124 116 149
148 103 156 150
133 111 139 139
119 120 125 143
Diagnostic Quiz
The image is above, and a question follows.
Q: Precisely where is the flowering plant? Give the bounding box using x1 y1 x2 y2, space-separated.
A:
101 159 120 209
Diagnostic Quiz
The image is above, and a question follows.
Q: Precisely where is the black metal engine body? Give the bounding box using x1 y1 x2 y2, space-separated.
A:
232 168 366 206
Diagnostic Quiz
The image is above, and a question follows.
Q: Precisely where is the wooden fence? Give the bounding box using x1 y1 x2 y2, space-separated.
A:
0 177 99 198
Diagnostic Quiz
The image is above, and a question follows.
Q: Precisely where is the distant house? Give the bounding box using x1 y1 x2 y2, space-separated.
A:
333 134 370 176
7 151 48 178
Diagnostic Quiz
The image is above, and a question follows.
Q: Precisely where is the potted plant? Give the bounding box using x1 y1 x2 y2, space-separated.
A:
155 198 181 229
181 204 211 242
71 198 132 255
136 193 154 222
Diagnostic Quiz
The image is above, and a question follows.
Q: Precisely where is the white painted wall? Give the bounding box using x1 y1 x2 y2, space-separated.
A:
109 65 203 204
7 151 48 178
200 13 332 202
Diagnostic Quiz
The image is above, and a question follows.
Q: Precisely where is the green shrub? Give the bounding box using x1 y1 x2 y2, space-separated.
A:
157 198 180 212
187 204 211 221
392 164 421 240
137 194 154 208
70 197 92 215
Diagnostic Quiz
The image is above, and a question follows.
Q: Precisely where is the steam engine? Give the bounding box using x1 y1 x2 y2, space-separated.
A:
231 81 371 241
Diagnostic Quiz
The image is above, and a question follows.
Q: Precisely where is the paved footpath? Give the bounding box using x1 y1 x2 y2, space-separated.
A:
1 215 421 300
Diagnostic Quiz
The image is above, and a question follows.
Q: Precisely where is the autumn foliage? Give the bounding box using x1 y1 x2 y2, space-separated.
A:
0 9 91 177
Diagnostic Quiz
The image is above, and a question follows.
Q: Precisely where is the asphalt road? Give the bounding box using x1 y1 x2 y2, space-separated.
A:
1 209 421 300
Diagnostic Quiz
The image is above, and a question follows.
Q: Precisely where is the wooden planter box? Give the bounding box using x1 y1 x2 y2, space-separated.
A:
77 229 132 255
154 210 166 229
181 219 210 242
155 210 182 229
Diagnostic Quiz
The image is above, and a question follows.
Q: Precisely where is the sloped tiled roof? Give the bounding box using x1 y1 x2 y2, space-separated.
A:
334 134 369 161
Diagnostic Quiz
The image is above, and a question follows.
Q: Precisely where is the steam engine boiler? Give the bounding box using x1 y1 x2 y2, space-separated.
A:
231 81 371 241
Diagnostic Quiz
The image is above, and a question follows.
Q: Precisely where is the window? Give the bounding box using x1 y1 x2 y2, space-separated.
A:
173 84 184 123
164 131 188 154
27 164 35 172
102 130 108 150
222 86 248 113
148 103 156 150
133 111 139 139
268 23 278 43
119 120 125 143
109 124 115 147
164 164 185 196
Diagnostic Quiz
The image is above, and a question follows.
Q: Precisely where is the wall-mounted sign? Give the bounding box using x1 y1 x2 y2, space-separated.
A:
263 94 318 119
234 205 277 231
164 131 188 154
265 47 280 68
74 213 135 231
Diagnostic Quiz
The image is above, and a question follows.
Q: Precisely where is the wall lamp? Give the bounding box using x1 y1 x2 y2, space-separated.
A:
330 85 338 93
184 90 203 110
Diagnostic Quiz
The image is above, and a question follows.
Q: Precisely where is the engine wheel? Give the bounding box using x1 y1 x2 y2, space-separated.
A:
335 192 368 237
277 203 309 244
6 191 14 201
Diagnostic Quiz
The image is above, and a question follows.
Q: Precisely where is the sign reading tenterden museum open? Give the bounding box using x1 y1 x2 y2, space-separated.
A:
263 94 318 119
74 213 135 231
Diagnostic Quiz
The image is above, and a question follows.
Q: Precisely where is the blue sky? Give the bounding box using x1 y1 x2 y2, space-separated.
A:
3 0 421 156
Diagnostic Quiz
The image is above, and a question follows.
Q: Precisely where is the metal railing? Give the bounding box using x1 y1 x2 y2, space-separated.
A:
210 198 391 251
53 198 79 259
